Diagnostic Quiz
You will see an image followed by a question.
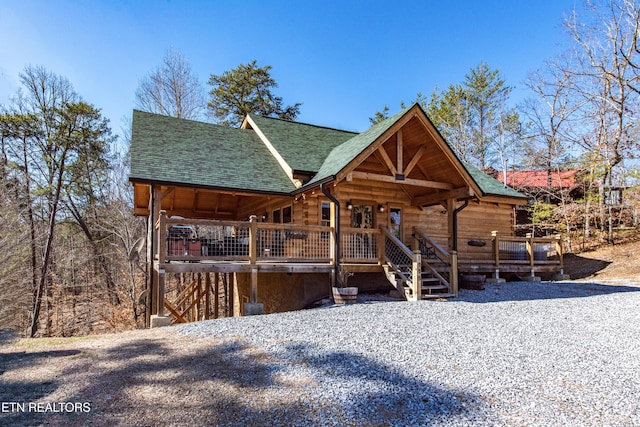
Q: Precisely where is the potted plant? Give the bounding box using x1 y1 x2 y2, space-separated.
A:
332 270 357 304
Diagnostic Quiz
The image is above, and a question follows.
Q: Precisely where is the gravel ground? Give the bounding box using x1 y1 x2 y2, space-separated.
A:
2 280 639 426
175 280 640 426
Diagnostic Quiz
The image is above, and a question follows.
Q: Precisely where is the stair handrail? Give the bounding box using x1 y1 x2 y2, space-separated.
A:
413 228 449 262
413 228 458 296
381 227 421 300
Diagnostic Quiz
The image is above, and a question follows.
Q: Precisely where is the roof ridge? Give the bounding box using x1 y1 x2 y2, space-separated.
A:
133 109 259 132
248 113 359 134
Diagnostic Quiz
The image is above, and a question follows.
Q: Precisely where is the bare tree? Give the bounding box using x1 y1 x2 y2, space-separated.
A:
565 0 639 243
136 48 206 120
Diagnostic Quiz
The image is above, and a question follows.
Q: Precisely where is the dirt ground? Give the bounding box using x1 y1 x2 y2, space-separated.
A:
563 238 640 281
1 239 638 426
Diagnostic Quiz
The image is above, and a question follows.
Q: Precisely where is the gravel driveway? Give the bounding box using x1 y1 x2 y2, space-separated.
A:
2 280 639 426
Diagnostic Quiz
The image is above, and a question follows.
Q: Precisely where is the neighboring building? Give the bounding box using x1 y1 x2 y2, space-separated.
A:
130 104 564 325
491 169 585 201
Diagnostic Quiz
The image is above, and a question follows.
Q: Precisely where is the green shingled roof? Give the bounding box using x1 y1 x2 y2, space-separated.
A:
305 107 409 187
246 114 357 173
129 110 296 194
129 108 526 201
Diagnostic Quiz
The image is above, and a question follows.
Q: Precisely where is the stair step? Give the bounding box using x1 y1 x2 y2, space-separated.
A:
421 293 456 299
421 277 441 283
421 284 448 291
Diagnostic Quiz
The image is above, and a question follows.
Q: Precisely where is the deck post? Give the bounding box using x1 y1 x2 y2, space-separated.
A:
526 233 535 278
205 273 211 320
450 250 458 296
248 215 258 303
377 231 385 265
214 272 219 319
329 226 336 286
246 215 263 315
555 235 564 275
156 210 167 317
491 231 500 280
412 250 421 301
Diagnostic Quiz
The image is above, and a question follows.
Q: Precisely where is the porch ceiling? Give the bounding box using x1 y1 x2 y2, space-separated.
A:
133 184 288 219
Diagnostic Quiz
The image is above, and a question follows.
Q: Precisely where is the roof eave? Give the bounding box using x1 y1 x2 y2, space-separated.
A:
129 177 294 198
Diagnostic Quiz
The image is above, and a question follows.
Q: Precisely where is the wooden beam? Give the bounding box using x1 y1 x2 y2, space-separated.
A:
193 190 200 213
404 146 426 176
412 187 475 207
160 187 175 201
397 129 403 175
375 147 397 176
350 171 454 190
335 109 418 184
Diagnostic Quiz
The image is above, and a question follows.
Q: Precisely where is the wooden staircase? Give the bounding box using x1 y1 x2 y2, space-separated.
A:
381 228 458 301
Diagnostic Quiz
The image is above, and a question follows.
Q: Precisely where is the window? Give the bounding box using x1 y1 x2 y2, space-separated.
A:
320 201 331 227
282 206 292 223
390 207 402 239
272 205 293 223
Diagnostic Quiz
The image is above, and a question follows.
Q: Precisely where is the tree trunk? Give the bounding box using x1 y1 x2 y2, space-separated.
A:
30 150 67 338
66 196 121 305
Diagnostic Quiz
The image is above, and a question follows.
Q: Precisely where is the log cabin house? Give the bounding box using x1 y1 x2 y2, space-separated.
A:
129 104 565 326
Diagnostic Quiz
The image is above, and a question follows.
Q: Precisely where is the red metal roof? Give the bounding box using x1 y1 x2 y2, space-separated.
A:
497 170 581 188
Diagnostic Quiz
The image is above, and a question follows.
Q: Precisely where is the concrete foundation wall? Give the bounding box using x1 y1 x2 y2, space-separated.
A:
234 272 332 314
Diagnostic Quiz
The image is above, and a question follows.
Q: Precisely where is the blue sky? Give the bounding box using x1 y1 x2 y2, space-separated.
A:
1 0 578 138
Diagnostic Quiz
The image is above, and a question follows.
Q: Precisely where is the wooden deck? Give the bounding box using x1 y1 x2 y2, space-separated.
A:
151 212 565 323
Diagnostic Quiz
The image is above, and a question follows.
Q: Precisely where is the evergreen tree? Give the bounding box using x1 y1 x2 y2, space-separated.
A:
207 60 301 127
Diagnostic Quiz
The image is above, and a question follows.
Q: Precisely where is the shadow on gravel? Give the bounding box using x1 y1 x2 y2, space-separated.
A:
11 335 485 426
457 281 640 303
0 348 78 427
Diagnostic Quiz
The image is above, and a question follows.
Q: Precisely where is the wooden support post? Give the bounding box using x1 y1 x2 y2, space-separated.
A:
555 235 564 274
146 191 154 326
228 273 234 317
526 233 535 278
205 273 211 321
214 272 219 319
249 215 258 265
196 273 202 321
412 250 421 301
157 267 165 317
153 209 168 320
492 231 500 280
158 210 167 264
450 250 458 296
447 199 455 252
250 269 258 303
249 215 258 304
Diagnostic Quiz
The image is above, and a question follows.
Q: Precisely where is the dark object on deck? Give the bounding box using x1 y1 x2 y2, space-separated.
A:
467 239 487 247
460 274 486 290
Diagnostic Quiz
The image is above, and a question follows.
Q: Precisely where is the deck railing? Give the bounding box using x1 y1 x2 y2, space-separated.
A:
492 233 562 264
156 212 334 264
340 228 382 263
255 223 333 262
491 231 563 277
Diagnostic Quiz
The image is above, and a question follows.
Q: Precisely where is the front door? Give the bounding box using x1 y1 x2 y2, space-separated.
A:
351 204 373 229
390 207 402 240
351 204 374 259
